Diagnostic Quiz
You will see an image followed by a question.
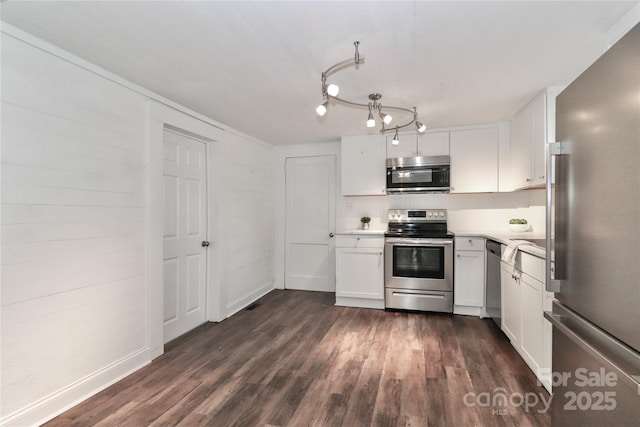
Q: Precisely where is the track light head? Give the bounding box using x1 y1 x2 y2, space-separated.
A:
416 121 427 133
327 84 340 97
380 110 392 125
366 104 375 127
392 127 400 145
316 101 328 116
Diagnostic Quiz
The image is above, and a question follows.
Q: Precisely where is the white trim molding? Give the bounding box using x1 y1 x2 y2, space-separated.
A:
0 349 149 427
147 100 226 359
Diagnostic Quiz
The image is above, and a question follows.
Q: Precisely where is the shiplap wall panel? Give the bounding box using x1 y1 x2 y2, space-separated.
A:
1 34 148 419
1 30 276 424
220 134 274 313
2 220 142 245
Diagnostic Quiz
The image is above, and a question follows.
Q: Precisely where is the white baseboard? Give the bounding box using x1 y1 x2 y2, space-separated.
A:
224 282 274 318
335 297 384 310
453 305 484 317
1 348 150 427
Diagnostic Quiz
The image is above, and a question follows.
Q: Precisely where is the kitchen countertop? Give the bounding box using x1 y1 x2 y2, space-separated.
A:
451 229 548 259
336 228 548 258
336 229 386 236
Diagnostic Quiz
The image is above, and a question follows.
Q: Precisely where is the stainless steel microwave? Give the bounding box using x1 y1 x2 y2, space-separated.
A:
386 156 450 193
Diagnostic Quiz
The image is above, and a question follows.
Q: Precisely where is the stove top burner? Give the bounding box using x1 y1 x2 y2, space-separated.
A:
386 209 454 238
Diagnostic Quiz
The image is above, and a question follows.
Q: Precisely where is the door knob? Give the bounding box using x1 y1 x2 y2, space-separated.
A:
201 241 210 247
329 233 335 238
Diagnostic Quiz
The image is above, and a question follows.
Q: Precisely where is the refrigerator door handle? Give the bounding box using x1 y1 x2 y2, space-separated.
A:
545 302 640 394
546 142 567 293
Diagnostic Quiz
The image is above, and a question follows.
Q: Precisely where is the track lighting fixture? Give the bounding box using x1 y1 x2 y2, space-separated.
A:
366 104 375 128
392 127 400 145
316 100 328 117
315 41 427 141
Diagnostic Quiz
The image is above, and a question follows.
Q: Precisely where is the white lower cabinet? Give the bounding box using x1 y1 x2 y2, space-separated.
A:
454 237 485 316
501 250 552 392
501 260 521 346
520 272 545 378
335 235 385 309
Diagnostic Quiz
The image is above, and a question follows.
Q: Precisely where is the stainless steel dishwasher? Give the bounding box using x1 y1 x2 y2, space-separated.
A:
485 240 502 328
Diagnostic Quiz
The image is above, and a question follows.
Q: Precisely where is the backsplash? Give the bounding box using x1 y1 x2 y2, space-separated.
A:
338 189 546 234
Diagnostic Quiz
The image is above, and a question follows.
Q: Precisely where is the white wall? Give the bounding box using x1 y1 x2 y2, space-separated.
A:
219 132 274 316
273 142 547 289
1 27 274 426
1 32 150 425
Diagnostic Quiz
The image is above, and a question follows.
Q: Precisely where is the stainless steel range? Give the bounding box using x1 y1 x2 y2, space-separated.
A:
384 209 454 313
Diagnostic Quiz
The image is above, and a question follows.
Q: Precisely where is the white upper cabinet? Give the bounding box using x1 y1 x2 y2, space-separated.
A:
386 133 418 158
418 132 450 157
341 134 387 196
510 88 560 190
386 131 450 158
450 127 499 193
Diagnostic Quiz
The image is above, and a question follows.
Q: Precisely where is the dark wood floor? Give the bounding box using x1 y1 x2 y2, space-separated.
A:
45 290 550 427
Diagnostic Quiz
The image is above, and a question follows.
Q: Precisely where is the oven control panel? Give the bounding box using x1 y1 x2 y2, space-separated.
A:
388 209 447 222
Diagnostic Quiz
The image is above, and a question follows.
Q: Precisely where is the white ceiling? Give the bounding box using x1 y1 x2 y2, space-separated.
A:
1 1 637 145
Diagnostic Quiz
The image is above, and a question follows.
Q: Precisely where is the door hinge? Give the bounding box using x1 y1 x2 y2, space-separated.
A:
549 142 570 155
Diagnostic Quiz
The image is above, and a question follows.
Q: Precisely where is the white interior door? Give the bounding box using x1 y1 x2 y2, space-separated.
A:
163 129 208 343
285 156 336 292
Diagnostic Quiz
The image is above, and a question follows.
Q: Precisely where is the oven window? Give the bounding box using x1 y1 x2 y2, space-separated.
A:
393 246 445 279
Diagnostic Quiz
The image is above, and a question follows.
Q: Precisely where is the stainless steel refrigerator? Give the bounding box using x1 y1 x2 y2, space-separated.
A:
544 23 640 426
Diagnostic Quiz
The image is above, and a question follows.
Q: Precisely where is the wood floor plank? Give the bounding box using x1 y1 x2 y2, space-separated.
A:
44 290 549 427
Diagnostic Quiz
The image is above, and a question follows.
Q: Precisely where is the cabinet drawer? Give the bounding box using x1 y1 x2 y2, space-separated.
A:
521 252 545 282
455 237 485 251
336 236 385 249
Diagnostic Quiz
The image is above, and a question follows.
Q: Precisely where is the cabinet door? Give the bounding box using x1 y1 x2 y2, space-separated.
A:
454 250 485 307
510 104 533 189
417 132 450 156
450 127 499 193
341 135 387 196
386 133 418 158
335 247 384 300
530 93 547 187
520 273 544 375
501 262 521 346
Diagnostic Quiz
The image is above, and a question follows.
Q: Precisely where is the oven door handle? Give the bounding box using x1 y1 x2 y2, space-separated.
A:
385 238 453 246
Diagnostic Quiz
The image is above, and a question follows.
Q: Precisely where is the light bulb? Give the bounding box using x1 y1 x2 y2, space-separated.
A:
382 113 392 125
316 102 327 116
416 121 427 133
366 109 375 128
327 84 340 97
